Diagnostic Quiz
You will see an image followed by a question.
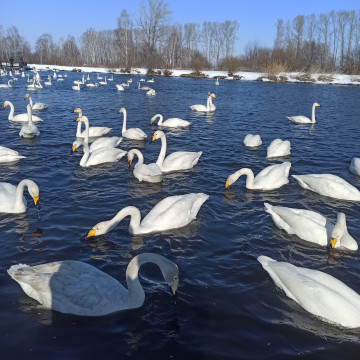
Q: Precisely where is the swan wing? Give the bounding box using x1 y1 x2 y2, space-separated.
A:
349 157 360 176
190 105 207 112
253 162 290 190
162 151 202 172
86 148 127 166
162 118 191 128
243 134 262 147
267 139 291 158
123 128 147 140
134 163 162 180
287 116 311 124
89 137 122 152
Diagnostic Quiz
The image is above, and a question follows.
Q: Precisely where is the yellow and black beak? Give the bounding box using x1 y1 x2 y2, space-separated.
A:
74 117 81 122
329 237 337 250
86 229 96 238
24 94 29 100
33 195 41 210
152 134 157 141
72 109 78 113
128 159 132 168
225 180 229 189
71 145 77 154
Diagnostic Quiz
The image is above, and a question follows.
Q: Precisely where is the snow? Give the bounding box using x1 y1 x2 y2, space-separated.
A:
27 64 360 86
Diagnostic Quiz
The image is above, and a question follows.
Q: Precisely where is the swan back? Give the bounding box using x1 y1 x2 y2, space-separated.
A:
349 157 360 176
243 134 262 147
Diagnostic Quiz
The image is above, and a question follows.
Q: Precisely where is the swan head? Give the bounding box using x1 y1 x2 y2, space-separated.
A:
152 130 164 142
3 101 10 108
225 173 238 188
314 103 320 107
27 181 40 209
24 93 30 100
118 107 126 114
86 220 110 238
72 108 82 114
71 139 83 153
150 114 161 125
127 150 135 167
329 212 346 249
157 257 179 297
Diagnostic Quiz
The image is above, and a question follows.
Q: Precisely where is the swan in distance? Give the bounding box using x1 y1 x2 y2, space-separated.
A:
118 108 147 140
264 203 358 250
73 108 112 138
0 79 13 88
24 93 47 110
4 101 42 123
150 114 191 128
349 157 360 176
266 139 291 158
243 134 262 147
19 104 40 138
116 84 125 91
86 193 208 237
190 93 216 112
72 82 80 91
215 78 219 86
0 146 26 163
258 256 360 328
225 162 291 190
7 253 179 316
287 103 320 124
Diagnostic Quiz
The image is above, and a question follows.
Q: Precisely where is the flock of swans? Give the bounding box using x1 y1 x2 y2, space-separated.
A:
1 69 360 327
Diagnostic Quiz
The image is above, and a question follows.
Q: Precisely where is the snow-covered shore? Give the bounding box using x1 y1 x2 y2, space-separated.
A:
28 64 360 86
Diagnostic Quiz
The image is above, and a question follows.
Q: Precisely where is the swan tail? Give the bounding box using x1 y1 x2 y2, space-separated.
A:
257 256 276 267
115 138 123 147
7 263 30 277
190 193 209 219
292 175 310 190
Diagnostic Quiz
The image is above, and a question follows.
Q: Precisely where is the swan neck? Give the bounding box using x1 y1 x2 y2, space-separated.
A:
109 206 141 234
7 102 14 120
157 114 163 125
27 105 34 126
15 180 32 211
121 110 127 133
156 134 167 166
132 149 144 166
235 168 255 189
312 104 316 123
80 141 90 167
207 95 212 110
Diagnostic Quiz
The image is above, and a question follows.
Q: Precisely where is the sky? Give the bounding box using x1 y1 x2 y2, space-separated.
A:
1 0 359 55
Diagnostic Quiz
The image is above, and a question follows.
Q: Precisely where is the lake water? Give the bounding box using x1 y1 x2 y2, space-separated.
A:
0 72 360 359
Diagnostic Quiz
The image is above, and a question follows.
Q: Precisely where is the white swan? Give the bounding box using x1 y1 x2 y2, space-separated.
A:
147 78 154 83
137 82 151 90
349 157 360 176
88 136 123 152
146 89 156 96
190 92 216 112
44 76 52 86
118 108 147 140
292 173 360 201
264 203 358 250
99 76 107 85
243 134 262 147
215 78 219 85
0 179 40 213
97 73 103 80
72 82 80 91
266 138 291 158
7 253 179 316
86 193 209 237
258 256 360 328
86 83 99 87
19 104 40 138
287 102 320 124
53 71 57 79
0 79 13 88
116 84 124 91
0 146 26 163
128 148 162 183
73 109 112 138
4 101 42 123
108 75 114 81
139 78 145 82
24 93 47 111
150 114 191 129
225 162 291 190
152 130 202 173
127 78 133 83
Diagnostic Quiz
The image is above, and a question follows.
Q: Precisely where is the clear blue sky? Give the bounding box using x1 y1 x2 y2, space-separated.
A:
1 0 359 54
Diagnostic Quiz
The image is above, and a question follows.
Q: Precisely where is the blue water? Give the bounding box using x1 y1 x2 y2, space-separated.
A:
0 72 360 359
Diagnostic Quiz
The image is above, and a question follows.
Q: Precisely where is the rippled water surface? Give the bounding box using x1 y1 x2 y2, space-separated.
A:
1 72 360 359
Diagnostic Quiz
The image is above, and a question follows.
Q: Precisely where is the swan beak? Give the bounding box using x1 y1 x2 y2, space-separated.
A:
170 280 178 297
225 180 229 189
71 145 76 153
72 109 78 113
152 134 156 141
329 237 337 249
74 117 81 122
33 195 41 209
24 94 29 99
213 95 216 99
128 159 132 168
87 229 96 238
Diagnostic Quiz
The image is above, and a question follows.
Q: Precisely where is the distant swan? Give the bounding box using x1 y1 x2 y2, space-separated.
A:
116 84 124 91
72 82 80 91
73 108 112 138
128 148 162 183
150 114 191 128
19 104 40 138
243 134 262 147
0 146 26 164
8 253 179 316
147 78 154 83
118 107 147 140
215 78 219 85
0 80 13 88
99 76 107 85
287 102 320 124
24 93 47 110
349 157 360 176
266 138 291 158
190 92 216 112
146 88 156 96
4 101 42 123
44 76 52 86
138 82 151 90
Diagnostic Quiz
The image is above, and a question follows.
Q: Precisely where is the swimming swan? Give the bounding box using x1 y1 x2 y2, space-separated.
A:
264 203 358 250
118 108 147 140
258 256 360 328
19 104 40 138
150 114 191 128
190 93 216 112
0 79 13 88
7 253 179 316
116 84 124 91
266 138 291 158
0 146 26 163
4 101 42 123
152 130 202 173
73 108 112 138
128 148 163 183
243 134 262 147
72 82 80 91
24 93 47 110
349 157 360 176
287 103 320 124
225 162 291 190
292 174 360 201
0 179 40 213
86 193 209 237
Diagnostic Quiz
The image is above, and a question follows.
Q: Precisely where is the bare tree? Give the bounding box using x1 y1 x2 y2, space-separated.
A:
222 20 239 58
35 33 54 64
117 9 133 67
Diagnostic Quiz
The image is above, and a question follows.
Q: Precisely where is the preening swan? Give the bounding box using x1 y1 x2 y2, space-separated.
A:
4 101 42 123
266 138 291 158
190 92 216 112
258 256 360 328
225 162 291 191
152 130 202 173
0 146 26 163
243 134 262 147
150 114 191 129
116 84 124 91
146 88 156 96
128 148 163 183
349 157 360 176
0 179 40 213
86 193 209 236
264 203 358 250
73 108 112 138
0 79 13 88
24 93 47 111
19 104 40 138
7 253 179 316
118 107 147 140
292 173 360 201
287 102 320 124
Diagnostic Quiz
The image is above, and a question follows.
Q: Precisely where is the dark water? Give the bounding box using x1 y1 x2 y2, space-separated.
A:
0 72 360 359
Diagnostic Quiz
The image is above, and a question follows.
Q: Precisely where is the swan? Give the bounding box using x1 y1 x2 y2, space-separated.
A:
152 130 202 173
108 75 114 81
0 146 26 163
225 162 291 190
121 82 130 87
73 109 112 138
19 104 40 138
72 82 80 91
146 89 156 96
349 157 360 176
128 148 162 183
292 173 360 201
215 78 219 85
0 179 40 213
97 73 103 80
287 102 321 124
86 83 99 87
7 253 179 316
24 94 47 111
139 78 145 82
86 193 209 237
264 203 358 250
118 107 147 140
266 138 291 158
127 78 132 83
4 101 42 123
138 82 151 90
44 76 52 86
147 78 154 83
243 134 262 147
99 76 107 85
116 84 124 91
27 74 32 82
258 255 360 328
53 72 57 79
88 136 123 152
0 80 13 88
190 93 216 112
150 114 191 129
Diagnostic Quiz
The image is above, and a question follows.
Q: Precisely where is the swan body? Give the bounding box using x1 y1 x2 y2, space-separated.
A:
99 76 107 85
146 89 156 96
243 134 262 147
72 82 80 91
116 84 124 91
107 75 113 81
3 101 42 123
292 174 360 201
349 157 360 176
89 137 123 152
264 203 357 250
225 162 291 190
128 148 163 183
267 138 291 158
190 93 216 112
0 146 26 163
44 76 52 86
118 108 147 140
215 78 219 85
150 114 191 128
147 78 154 83
73 109 112 138
258 256 360 328
7 253 179 316
127 78 132 83
86 83 99 87
152 130 202 173
287 103 320 124
19 104 40 138
87 193 209 236
0 80 13 88
0 179 40 213
137 82 151 90
24 94 47 110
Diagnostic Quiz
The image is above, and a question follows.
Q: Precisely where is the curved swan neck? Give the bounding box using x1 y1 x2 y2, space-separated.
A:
6 101 14 120
151 114 162 125
311 104 316 123
207 95 213 110
27 96 34 107
15 180 34 211
108 206 141 234
130 149 144 166
155 133 167 166
234 168 255 189
120 109 127 133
